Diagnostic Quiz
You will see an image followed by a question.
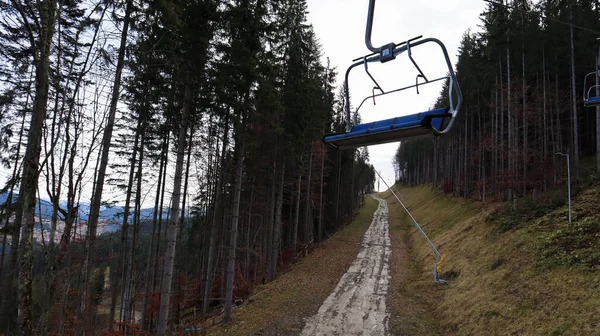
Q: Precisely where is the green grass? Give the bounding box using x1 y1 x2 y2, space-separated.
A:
531 182 600 271
385 183 600 336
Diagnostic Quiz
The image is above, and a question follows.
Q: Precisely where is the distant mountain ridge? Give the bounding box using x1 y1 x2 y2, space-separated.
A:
0 192 168 234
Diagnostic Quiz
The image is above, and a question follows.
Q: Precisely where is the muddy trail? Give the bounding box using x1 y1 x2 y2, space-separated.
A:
301 195 391 336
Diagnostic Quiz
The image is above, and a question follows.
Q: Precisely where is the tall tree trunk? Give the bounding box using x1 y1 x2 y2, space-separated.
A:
318 143 325 243
172 126 194 328
499 56 505 198
266 161 277 282
80 2 132 332
271 161 285 278
141 133 167 331
494 75 498 194
522 22 528 196
156 72 192 335
224 130 245 322
570 4 580 179
202 117 230 314
108 117 142 329
292 159 302 255
304 146 313 244
16 0 59 333
151 134 170 327
543 47 548 191
555 72 561 185
507 47 513 201
123 131 145 327
45 5 63 250
245 180 254 281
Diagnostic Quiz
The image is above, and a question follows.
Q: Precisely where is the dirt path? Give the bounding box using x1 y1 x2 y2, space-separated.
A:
301 195 391 336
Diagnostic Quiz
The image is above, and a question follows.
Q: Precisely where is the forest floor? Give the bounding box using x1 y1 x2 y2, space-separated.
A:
198 195 380 335
383 182 600 335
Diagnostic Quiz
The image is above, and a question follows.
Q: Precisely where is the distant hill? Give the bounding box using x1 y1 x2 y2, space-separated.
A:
0 192 169 234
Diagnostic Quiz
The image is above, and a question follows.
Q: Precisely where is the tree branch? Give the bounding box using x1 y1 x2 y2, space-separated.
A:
9 0 37 59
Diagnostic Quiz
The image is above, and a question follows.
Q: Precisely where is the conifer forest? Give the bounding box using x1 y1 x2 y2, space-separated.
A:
0 0 375 333
393 0 600 200
0 0 599 335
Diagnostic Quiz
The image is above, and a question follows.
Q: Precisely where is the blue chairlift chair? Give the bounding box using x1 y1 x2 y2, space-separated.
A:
583 71 600 107
323 0 463 150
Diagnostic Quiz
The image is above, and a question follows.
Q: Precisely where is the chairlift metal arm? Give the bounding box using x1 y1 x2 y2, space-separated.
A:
365 0 379 53
407 42 428 82
364 57 385 94
343 55 383 131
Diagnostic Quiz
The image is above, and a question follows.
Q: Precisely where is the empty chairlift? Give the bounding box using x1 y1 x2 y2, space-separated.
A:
323 0 463 150
583 46 600 107
583 70 600 107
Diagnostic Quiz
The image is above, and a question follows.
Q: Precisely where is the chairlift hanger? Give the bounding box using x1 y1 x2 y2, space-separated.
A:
583 46 600 107
323 0 463 150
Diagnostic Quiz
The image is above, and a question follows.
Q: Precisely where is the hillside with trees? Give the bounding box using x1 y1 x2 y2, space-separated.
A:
393 0 600 201
0 0 374 334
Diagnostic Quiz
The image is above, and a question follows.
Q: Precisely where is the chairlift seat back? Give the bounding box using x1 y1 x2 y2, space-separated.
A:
323 107 450 149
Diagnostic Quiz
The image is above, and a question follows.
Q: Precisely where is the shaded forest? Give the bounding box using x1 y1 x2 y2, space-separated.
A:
0 0 375 334
394 0 600 201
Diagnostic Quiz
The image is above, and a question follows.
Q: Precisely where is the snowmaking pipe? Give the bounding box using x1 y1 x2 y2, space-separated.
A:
374 170 447 285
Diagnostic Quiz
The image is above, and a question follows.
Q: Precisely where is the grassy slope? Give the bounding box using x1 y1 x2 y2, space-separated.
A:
384 184 600 336
197 196 379 336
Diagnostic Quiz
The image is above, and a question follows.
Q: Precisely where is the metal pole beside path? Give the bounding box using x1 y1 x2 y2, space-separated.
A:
556 152 572 223
374 170 447 284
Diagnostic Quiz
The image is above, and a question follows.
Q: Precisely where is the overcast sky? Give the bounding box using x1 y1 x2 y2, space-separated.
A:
306 0 487 190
